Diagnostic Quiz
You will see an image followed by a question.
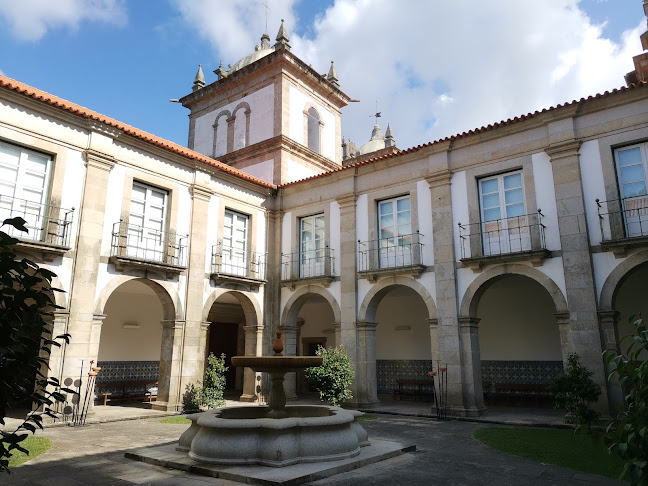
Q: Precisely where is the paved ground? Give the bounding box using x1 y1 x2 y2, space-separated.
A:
2 413 626 485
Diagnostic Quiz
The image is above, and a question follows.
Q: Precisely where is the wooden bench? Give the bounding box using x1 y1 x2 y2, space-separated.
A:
484 383 553 405
393 379 436 401
95 380 158 405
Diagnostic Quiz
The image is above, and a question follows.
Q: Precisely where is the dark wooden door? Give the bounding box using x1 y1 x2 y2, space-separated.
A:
208 322 238 390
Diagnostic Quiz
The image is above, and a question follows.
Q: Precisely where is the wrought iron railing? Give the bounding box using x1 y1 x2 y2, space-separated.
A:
458 211 546 259
596 196 648 241
281 248 334 280
110 221 187 266
357 232 423 272
0 195 74 247
211 242 266 280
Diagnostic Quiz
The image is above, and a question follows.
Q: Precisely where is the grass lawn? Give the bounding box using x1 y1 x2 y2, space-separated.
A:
159 416 191 424
474 427 625 480
8 436 52 468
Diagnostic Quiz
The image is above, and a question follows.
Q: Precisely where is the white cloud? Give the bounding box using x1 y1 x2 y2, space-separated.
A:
169 0 298 63
0 0 127 42
171 0 643 150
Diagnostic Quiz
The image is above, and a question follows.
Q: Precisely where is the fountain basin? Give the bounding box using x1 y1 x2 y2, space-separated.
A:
178 405 369 467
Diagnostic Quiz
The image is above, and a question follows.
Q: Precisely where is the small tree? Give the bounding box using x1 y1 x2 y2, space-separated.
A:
0 217 71 473
199 353 228 409
305 346 354 407
549 353 601 431
604 316 648 486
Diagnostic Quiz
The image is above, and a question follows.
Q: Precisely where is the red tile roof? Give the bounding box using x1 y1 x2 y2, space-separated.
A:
0 75 276 190
280 81 648 187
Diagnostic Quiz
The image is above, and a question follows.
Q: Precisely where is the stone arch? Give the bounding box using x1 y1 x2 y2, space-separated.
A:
280 285 341 329
95 275 182 321
359 276 437 323
202 289 262 328
232 102 251 151
459 264 568 318
212 109 232 157
232 101 251 117
303 102 323 154
599 249 648 311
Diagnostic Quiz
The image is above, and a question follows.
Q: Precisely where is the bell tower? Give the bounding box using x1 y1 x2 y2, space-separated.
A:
625 0 648 85
180 21 352 185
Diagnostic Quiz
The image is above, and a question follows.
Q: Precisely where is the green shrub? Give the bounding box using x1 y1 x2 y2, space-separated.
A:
604 315 648 486
1 217 71 473
182 353 228 412
182 383 201 412
305 346 354 407
199 353 228 409
549 353 601 431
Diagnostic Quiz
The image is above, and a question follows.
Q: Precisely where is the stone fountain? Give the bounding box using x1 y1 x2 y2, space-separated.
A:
176 331 369 467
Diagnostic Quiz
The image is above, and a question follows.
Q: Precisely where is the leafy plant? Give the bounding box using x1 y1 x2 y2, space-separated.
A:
0 217 71 473
199 353 228 409
181 383 201 413
604 315 648 486
549 353 601 431
305 345 354 407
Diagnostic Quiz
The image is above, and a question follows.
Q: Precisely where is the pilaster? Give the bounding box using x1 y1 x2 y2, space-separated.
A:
240 325 260 402
598 310 623 411
458 317 486 416
62 151 114 393
154 319 186 411
425 172 473 414
335 194 360 400
352 321 380 408
546 139 609 413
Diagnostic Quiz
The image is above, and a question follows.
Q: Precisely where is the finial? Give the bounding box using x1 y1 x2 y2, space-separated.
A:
273 331 284 356
260 31 271 50
275 19 291 50
193 64 205 91
385 123 396 147
327 61 339 87
214 60 226 80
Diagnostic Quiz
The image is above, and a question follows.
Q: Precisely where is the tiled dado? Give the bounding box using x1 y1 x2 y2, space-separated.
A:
376 359 435 394
95 360 160 395
481 360 563 386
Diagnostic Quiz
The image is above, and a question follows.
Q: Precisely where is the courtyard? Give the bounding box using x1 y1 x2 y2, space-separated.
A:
1 406 625 486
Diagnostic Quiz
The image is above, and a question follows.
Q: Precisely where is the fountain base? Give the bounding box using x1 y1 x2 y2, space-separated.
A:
178 405 369 467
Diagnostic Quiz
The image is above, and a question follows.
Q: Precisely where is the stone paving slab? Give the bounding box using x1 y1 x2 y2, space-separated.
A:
126 439 414 486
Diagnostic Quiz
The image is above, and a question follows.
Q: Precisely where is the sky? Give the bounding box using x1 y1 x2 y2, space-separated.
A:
0 0 645 153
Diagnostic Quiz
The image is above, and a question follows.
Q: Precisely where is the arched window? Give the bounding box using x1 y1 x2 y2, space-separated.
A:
307 107 321 153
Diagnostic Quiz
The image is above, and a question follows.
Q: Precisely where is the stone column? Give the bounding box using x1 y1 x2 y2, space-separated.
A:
240 325 259 402
226 116 235 153
154 319 185 411
458 317 485 415
334 322 342 348
281 324 298 401
546 138 609 413
46 311 69 392
174 184 214 411
598 310 623 412
355 321 379 408
427 318 439 364
426 170 479 415
336 195 361 403
61 150 114 407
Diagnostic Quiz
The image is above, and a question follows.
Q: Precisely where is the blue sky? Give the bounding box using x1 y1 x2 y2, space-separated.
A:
0 0 645 152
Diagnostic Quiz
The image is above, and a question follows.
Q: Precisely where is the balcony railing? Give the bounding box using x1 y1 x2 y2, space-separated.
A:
459 211 546 259
357 232 423 272
110 221 187 267
596 196 648 241
0 195 74 247
211 242 266 281
281 248 335 280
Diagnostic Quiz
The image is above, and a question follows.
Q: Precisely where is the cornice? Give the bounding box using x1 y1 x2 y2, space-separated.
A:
83 149 115 171
425 170 453 188
545 139 582 161
189 184 213 201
